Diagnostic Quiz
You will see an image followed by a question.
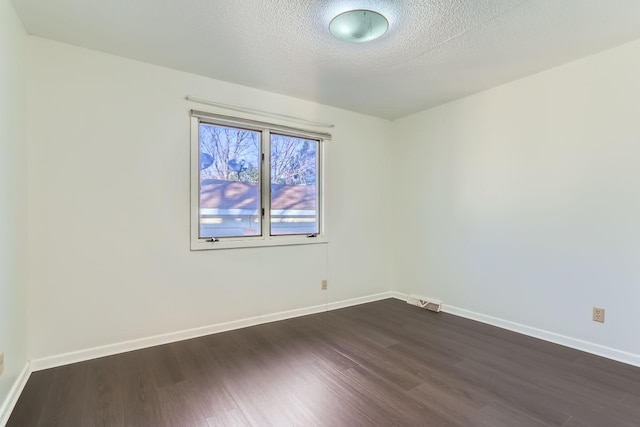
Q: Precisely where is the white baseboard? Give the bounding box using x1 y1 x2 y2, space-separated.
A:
31 291 394 372
0 362 31 427
392 292 640 368
391 291 409 301
327 291 393 311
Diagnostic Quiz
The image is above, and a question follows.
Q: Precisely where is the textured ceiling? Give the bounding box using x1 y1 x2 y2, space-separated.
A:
11 0 640 119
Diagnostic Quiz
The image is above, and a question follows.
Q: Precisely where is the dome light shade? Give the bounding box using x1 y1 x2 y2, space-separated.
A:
329 9 389 43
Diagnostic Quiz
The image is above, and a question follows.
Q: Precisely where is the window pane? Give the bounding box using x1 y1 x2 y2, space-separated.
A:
199 123 261 238
270 134 319 235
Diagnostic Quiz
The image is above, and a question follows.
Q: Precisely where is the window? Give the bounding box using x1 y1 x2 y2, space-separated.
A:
191 111 329 250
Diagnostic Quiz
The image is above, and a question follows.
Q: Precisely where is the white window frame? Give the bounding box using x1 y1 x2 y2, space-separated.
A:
190 110 329 250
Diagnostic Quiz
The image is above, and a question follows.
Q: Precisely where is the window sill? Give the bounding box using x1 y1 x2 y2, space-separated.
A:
190 235 328 251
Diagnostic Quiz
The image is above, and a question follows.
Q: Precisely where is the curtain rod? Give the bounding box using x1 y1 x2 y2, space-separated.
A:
185 96 335 129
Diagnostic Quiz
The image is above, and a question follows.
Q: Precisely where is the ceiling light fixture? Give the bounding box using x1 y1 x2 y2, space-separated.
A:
329 9 389 43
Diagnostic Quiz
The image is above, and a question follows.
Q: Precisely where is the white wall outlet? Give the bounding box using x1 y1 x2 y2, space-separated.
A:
593 307 605 323
321 279 328 290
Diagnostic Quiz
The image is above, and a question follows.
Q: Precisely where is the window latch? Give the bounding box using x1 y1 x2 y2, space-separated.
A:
206 237 219 243
307 233 318 238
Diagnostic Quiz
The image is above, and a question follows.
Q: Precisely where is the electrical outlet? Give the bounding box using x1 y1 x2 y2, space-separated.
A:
0 352 4 377
593 307 605 323
321 279 328 290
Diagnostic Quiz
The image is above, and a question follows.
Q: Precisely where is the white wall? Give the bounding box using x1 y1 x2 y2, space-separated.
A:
392 39 640 358
23 22 640 366
0 0 28 410
26 37 394 360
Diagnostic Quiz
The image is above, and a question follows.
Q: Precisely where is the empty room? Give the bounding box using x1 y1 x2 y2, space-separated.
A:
2 0 640 426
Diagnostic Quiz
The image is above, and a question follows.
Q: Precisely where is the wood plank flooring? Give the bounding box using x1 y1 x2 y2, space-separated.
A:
8 299 640 426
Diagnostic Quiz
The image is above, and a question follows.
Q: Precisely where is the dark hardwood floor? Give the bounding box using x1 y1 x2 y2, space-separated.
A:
8 298 640 426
